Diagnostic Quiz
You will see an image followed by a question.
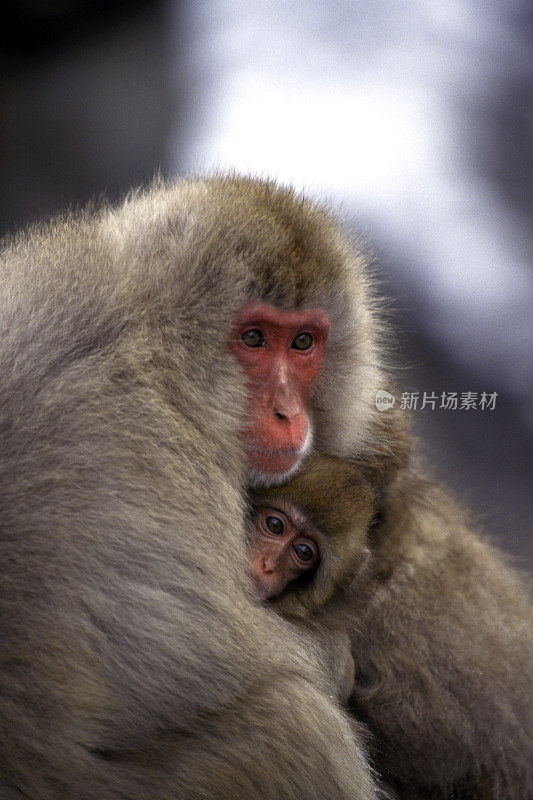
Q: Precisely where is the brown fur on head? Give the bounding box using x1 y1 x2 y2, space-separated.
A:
249 454 377 618
108 174 400 474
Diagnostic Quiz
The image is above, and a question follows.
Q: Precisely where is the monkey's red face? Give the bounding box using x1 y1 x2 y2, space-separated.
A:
232 303 330 486
248 506 320 599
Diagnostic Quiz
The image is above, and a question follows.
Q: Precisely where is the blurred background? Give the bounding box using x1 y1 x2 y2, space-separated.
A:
1 0 531 567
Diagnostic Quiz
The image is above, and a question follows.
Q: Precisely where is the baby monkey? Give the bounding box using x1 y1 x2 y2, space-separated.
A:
248 454 376 614
247 455 377 704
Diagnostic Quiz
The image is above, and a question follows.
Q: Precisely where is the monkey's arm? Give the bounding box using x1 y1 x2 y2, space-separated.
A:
348 476 533 800
290 617 356 705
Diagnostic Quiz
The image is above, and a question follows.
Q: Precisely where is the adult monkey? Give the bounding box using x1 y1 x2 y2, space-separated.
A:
0 177 383 799
248 456 533 799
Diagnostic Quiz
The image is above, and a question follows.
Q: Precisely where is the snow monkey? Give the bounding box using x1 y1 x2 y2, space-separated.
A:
248 454 533 800
0 174 530 800
0 176 385 800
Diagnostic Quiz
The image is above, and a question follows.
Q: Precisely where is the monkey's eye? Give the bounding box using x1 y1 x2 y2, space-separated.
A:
293 543 314 562
265 516 284 535
291 332 313 351
241 329 266 348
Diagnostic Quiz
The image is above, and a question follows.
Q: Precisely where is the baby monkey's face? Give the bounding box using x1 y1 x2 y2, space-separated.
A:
248 503 321 599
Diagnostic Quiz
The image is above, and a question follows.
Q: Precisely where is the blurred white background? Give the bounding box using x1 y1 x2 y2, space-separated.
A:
1 0 531 565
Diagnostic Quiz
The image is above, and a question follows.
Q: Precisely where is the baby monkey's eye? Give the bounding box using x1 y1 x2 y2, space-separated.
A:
241 329 265 347
293 543 314 562
265 516 284 535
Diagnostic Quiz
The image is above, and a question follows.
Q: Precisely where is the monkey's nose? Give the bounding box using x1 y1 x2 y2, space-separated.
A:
261 557 275 574
271 373 302 422
272 396 301 423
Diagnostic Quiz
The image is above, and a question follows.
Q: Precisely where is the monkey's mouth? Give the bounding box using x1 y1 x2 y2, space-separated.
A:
248 571 285 601
248 573 271 600
247 446 302 475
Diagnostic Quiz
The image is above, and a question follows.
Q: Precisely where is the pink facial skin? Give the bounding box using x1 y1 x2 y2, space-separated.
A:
232 303 329 485
248 506 319 599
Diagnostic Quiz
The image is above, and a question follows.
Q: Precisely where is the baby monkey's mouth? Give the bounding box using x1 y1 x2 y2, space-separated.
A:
248 572 271 600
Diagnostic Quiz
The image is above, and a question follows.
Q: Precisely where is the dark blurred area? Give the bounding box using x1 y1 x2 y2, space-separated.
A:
0 1 531 568
0 0 173 232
